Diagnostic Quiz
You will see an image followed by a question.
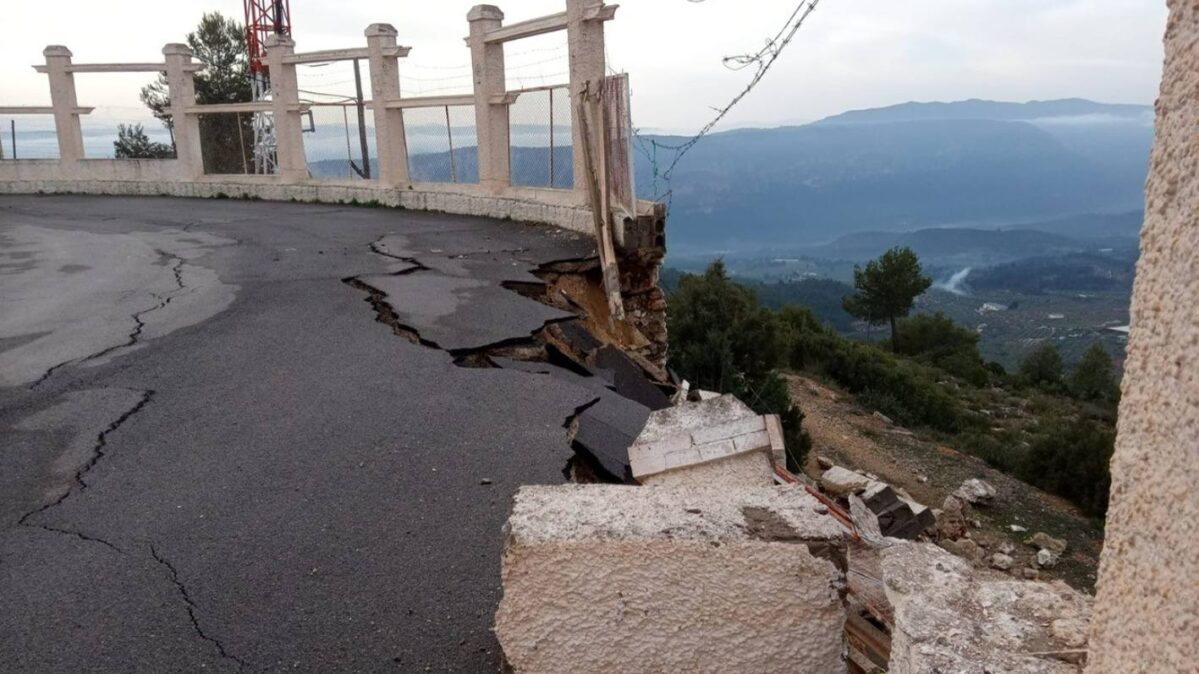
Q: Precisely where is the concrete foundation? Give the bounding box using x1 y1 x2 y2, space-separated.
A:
495 484 848 674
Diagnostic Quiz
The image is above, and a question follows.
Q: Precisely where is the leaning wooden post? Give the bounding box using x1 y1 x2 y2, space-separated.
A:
162 43 204 178
41 46 86 162
467 5 510 194
264 34 308 182
365 23 412 188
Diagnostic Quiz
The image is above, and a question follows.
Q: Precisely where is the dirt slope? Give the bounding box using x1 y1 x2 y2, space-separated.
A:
789 373 1103 590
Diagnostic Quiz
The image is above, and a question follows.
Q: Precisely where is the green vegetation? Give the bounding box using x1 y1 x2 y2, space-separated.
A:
1019 343 1065 391
113 124 174 159
666 261 810 467
1069 343 1121 403
140 12 253 174
842 246 933 350
667 251 1120 517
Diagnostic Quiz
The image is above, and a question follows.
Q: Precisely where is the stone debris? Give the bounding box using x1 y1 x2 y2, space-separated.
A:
495 484 848 674
990 552 1015 571
627 394 783 486
820 466 872 496
872 410 894 425
881 543 1093 674
1028 531 1068 555
954 478 997 505
1037 548 1061 568
848 482 936 541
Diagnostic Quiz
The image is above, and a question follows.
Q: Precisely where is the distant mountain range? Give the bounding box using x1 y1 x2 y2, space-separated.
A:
800 211 1143 267
640 99 1153 253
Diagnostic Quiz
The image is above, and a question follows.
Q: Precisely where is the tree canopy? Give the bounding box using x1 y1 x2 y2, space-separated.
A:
140 12 253 174
1019 343 1064 390
842 246 932 350
1069 343 1120 403
113 124 174 159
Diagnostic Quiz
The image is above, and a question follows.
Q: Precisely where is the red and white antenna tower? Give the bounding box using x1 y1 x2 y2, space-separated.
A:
243 0 292 173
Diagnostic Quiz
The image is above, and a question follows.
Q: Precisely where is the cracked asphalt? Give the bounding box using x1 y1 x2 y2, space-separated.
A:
0 194 609 673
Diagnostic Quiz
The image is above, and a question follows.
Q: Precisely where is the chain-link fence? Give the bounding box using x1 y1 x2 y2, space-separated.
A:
404 105 479 184
509 86 573 189
0 114 58 160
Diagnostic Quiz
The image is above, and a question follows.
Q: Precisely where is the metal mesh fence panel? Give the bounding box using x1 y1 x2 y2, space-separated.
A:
404 106 478 184
509 86 573 189
302 104 376 180
195 112 256 175
0 114 59 160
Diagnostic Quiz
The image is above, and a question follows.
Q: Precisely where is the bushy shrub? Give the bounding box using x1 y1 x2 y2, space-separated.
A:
667 261 811 464
1019 343 1064 391
1018 418 1115 516
895 312 991 385
1069 343 1120 403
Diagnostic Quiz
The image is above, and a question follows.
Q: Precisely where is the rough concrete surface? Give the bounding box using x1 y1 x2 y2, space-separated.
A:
0 194 644 673
1086 3 1199 671
883 543 1092 674
495 484 847 674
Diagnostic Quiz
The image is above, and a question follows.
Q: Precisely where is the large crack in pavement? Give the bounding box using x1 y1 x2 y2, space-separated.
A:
30 251 190 389
150 544 249 671
343 235 672 483
17 389 155 548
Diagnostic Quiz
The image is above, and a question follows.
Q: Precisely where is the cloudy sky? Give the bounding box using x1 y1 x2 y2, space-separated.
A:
0 0 1169 133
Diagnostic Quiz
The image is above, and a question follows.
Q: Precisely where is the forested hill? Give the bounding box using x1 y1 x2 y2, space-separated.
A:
640 99 1153 253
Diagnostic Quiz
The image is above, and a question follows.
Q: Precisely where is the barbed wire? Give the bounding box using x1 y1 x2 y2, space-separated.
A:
635 0 824 207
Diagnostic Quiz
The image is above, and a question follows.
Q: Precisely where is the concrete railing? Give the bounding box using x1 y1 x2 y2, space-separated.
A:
0 0 653 242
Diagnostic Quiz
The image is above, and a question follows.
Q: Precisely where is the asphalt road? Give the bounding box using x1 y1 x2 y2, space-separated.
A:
0 194 605 673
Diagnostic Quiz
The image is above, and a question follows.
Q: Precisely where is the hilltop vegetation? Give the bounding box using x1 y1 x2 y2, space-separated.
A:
667 254 1119 517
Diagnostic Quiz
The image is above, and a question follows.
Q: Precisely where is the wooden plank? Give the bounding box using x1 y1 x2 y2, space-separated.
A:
384 95 474 110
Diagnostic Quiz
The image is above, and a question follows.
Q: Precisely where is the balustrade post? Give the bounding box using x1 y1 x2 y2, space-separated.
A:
264 35 308 182
467 5 510 193
42 46 85 162
365 24 411 187
162 43 203 178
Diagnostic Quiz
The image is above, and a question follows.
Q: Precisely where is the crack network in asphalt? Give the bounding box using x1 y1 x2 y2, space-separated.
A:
30 251 189 389
17 389 155 549
150 544 248 671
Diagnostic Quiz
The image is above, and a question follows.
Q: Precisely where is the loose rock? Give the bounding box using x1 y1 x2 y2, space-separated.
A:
954 478 997 505
990 553 1015 571
1028 531 1068 555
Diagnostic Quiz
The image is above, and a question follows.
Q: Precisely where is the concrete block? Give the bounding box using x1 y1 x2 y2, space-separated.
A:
628 394 776 486
495 484 848 674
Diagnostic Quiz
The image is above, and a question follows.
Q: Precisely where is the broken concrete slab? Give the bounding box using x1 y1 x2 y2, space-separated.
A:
495 484 847 674
627 395 777 486
882 543 1092 674
856 482 935 541
567 395 652 483
355 271 574 353
821 466 872 496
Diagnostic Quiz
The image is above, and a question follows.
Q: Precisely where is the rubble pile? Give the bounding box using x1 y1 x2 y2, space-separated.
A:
882 543 1092 673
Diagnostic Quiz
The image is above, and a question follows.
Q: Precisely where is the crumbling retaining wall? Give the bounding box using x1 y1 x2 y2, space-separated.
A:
1087 1 1199 670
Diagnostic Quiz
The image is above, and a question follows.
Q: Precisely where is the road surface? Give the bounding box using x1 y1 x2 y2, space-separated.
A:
0 194 609 673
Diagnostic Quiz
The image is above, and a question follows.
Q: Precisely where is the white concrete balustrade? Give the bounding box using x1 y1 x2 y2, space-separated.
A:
0 0 648 238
